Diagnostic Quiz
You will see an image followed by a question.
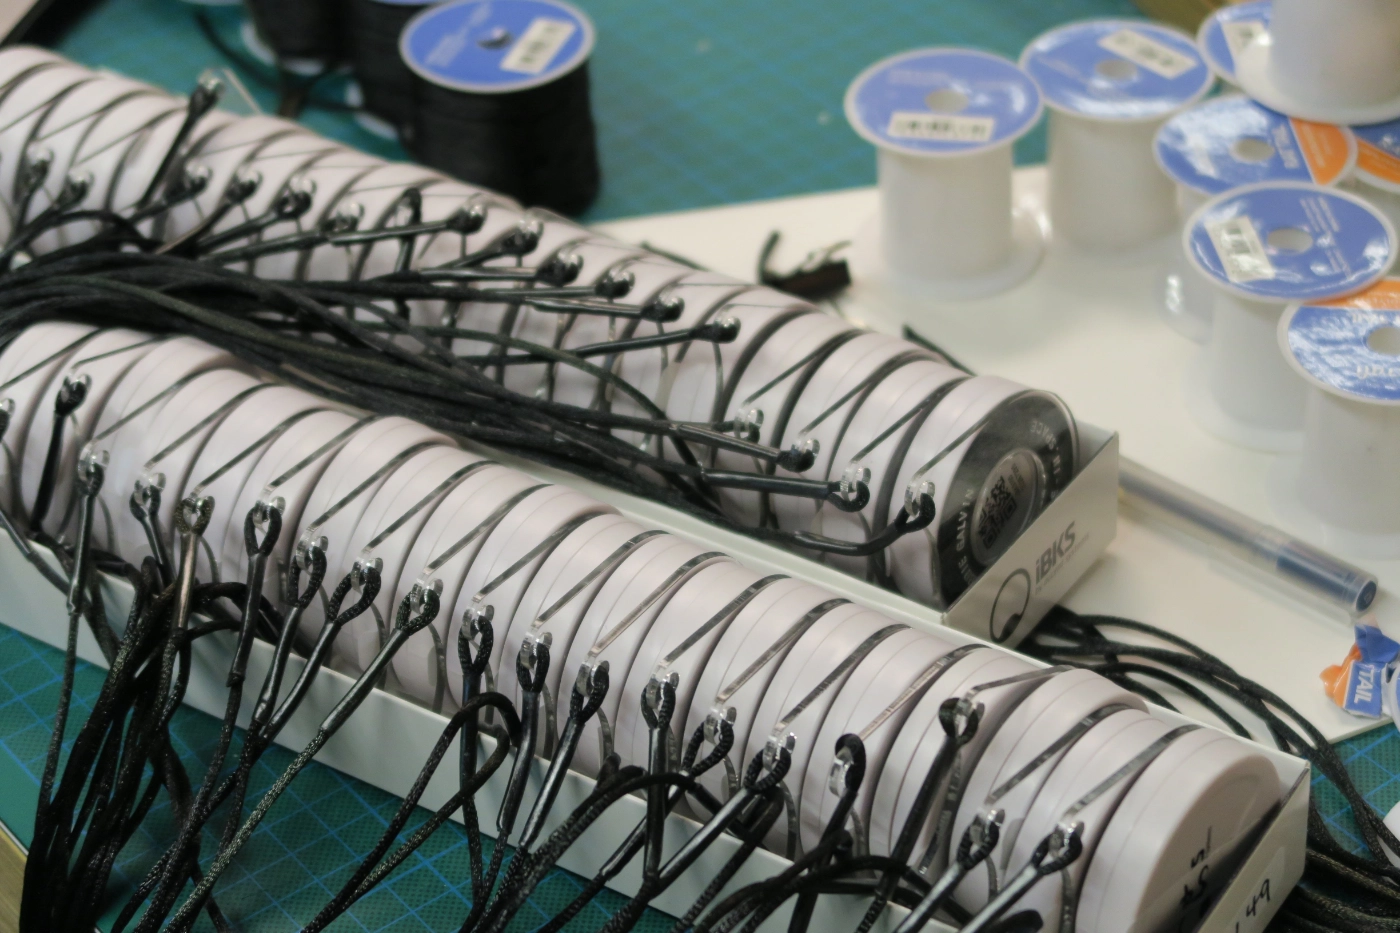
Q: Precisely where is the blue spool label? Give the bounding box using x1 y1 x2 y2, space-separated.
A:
401 0 595 93
1285 278 1400 401
1353 118 1400 193
1155 95 1356 194
1019 19 1212 121
844 48 1042 157
1186 183 1395 301
1197 0 1271 82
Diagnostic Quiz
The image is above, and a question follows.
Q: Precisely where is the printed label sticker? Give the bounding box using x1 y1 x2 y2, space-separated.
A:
1099 28 1198 79
1208 216 1275 284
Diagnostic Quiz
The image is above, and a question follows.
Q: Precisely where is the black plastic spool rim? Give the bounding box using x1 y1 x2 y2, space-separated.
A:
406 58 600 216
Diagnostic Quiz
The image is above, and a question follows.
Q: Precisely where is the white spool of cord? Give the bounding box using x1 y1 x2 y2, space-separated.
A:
1235 0 1400 124
1183 182 1395 450
1273 278 1400 556
1021 20 1213 257
1153 94 1355 342
844 48 1045 301
1196 0 1272 92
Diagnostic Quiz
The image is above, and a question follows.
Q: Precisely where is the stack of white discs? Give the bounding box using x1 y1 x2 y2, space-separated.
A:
0 46 1081 613
0 321 1278 929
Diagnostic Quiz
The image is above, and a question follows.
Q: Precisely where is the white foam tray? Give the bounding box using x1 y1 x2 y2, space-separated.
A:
594 167 1387 743
0 526 1306 933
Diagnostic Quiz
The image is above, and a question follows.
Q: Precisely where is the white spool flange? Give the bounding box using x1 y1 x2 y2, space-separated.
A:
613 561 766 773
800 628 957 854
1075 730 1279 933
19 329 157 541
1272 278 1400 555
335 446 485 673
846 48 1044 300
1235 0 1400 124
556 535 723 777
1183 181 1396 450
683 580 850 809
220 409 363 611
443 485 612 704
1022 20 1212 256
950 668 1147 911
183 384 332 586
293 417 453 646
1154 94 1355 342
391 464 547 707
494 514 654 712
1197 0 1272 88
744 605 904 854
870 649 1038 867
0 323 97 517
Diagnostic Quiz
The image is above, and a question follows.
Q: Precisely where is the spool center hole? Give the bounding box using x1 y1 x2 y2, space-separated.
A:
478 27 513 49
1095 58 1138 81
1267 226 1313 253
924 89 969 114
1368 325 1400 356
1231 137 1276 163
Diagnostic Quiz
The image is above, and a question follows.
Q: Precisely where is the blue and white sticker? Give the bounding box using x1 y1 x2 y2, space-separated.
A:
1353 118 1400 194
1155 95 1356 194
1020 19 1212 121
401 0 594 94
1196 0 1271 82
844 48 1042 157
1283 278 1400 402
1185 182 1395 301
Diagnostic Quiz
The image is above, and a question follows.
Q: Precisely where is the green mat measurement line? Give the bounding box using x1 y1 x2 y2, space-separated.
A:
0 623 664 933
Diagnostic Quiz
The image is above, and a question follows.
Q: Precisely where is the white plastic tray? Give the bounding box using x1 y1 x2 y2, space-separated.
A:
0 524 1305 933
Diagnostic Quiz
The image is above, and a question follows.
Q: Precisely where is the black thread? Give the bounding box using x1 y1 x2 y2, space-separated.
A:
245 0 344 65
347 0 431 128
408 62 600 215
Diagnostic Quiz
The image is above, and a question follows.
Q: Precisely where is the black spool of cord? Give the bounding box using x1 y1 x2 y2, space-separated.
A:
400 0 601 216
245 0 344 65
348 0 432 126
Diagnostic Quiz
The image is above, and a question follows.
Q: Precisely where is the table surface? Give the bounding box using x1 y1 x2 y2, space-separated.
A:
0 0 1388 930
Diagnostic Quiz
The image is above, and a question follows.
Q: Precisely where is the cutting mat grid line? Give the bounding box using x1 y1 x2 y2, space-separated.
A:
0 624 649 933
51 0 1147 223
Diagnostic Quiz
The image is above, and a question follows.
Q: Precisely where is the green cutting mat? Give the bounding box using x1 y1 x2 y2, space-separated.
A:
49 0 1152 223
0 623 653 933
